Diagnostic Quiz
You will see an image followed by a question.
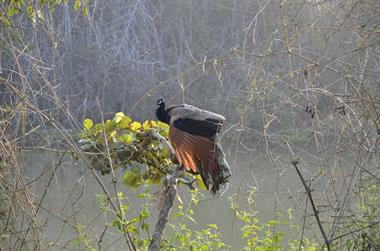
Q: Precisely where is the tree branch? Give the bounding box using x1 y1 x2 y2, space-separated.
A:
145 129 175 156
145 129 182 251
148 166 183 251
291 158 331 251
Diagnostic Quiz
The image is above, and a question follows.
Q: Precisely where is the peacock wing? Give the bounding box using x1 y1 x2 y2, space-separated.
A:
172 118 223 138
168 105 225 138
168 126 214 173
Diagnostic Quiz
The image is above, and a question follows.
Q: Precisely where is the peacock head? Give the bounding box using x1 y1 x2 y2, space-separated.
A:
155 97 169 123
156 97 166 106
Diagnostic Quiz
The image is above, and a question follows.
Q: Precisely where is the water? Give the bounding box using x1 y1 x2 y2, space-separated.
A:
21 149 331 250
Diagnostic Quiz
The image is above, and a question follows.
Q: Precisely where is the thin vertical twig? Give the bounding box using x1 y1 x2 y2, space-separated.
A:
97 99 136 251
298 181 310 251
291 159 331 251
97 225 108 251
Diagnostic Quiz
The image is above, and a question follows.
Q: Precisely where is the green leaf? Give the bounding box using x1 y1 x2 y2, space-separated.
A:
83 118 93 129
110 130 117 138
83 5 88 16
105 120 113 131
159 130 168 137
49 0 54 11
114 112 125 123
196 174 207 190
112 219 122 231
123 170 141 188
36 9 45 21
143 120 150 130
143 120 156 130
157 121 169 129
119 134 134 144
95 123 103 132
74 0 81 11
161 149 170 158
141 222 149 233
27 5 34 17
119 116 132 129
1 17 12 26
140 209 149 220
267 220 277 226
7 7 13 17
130 121 142 131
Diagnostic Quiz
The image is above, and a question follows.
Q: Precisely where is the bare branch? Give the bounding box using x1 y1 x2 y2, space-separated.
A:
148 166 183 251
291 158 331 251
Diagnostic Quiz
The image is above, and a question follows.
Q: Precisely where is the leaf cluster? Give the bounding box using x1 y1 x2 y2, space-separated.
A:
230 188 318 251
1 0 88 26
163 189 228 250
79 112 172 188
95 189 152 249
340 184 380 250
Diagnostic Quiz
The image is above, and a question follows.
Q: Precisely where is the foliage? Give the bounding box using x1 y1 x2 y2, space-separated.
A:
96 189 152 249
164 223 227 251
79 112 209 189
333 183 380 251
79 112 173 186
164 189 228 250
95 184 228 250
231 185 380 250
79 113 222 249
1 0 379 249
74 223 96 251
230 188 319 251
0 0 88 25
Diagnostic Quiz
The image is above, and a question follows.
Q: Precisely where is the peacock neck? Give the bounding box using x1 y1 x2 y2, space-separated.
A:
156 103 170 124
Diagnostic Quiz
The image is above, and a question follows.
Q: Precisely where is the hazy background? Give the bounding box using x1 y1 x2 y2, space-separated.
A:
1 0 379 250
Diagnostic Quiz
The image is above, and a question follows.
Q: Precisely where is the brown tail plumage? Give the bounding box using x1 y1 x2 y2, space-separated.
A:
169 127 231 193
198 142 231 193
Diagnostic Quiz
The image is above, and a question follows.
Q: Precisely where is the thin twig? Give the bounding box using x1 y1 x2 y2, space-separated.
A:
97 225 108 251
97 99 136 251
298 180 310 251
291 158 331 251
330 220 380 242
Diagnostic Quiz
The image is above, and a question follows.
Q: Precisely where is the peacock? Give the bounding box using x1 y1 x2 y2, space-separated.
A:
156 97 231 193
